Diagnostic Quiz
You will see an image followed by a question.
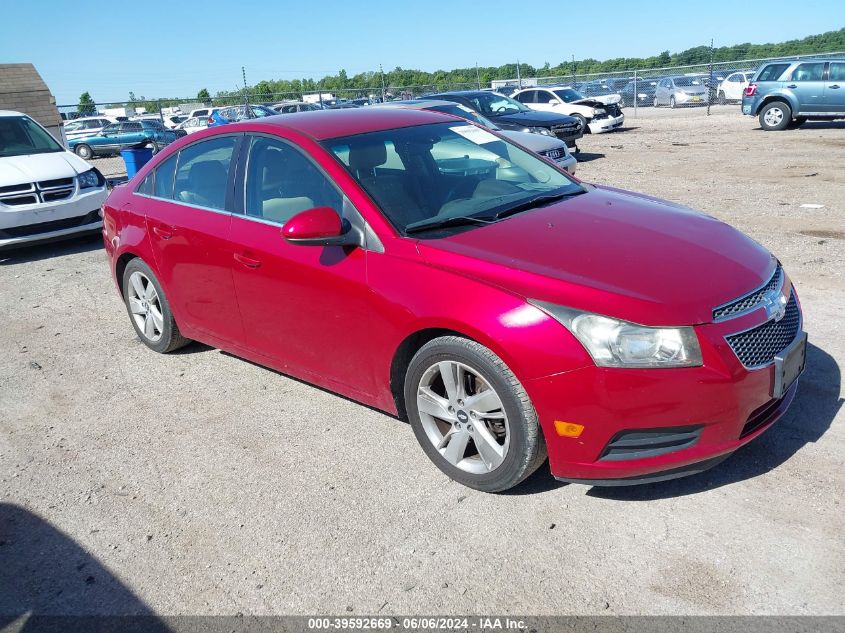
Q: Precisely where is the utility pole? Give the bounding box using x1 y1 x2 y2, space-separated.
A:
476 62 481 90
380 64 386 102
707 39 714 116
242 66 248 107
516 59 522 89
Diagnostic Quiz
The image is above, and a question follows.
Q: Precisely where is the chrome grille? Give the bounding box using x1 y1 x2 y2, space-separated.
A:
541 148 565 161
725 291 800 368
713 265 783 321
0 178 75 207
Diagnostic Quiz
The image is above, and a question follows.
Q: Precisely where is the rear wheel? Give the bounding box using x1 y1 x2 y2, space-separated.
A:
759 101 792 131
74 144 93 160
404 336 546 493
122 259 190 353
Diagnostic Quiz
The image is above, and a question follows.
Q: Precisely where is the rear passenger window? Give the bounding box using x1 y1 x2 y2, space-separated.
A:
791 63 825 82
829 63 845 82
757 64 790 82
154 155 177 199
173 136 236 211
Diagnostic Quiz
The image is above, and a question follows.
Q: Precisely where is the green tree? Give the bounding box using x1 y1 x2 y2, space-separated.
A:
197 88 211 102
78 91 96 115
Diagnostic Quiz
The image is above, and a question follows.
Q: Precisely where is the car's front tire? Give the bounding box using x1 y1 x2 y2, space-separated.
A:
404 336 546 493
74 144 93 160
670 96 677 109
718 91 726 105
122 258 190 353
573 114 588 134
759 101 792 131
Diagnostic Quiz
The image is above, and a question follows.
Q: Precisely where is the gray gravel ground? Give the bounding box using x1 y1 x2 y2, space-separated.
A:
0 106 843 617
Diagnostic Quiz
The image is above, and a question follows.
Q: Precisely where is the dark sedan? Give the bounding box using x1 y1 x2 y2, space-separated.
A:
421 90 584 149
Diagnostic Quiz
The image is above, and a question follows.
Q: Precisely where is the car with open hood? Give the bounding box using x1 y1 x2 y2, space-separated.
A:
102 108 805 492
513 86 624 133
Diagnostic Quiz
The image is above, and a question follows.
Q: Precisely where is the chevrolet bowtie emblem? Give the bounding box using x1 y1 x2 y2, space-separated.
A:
763 291 788 322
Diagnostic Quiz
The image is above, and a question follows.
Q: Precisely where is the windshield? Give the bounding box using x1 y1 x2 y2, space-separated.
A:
675 77 703 87
428 104 498 130
251 105 277 118
323 122 584 236
461 93 528 116
553 88 585 103
0 116 64 158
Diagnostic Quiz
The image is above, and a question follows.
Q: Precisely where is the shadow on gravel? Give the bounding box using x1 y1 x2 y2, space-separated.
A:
0 233 103 267
504 465 567 496
587 342 841 501
571 152 605 163
0 503 170 631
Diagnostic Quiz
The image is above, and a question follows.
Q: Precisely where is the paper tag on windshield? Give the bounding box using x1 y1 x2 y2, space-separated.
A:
450 124 499 145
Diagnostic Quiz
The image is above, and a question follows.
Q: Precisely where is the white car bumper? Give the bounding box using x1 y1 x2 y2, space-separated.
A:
0 187 108 249
588 113 624 133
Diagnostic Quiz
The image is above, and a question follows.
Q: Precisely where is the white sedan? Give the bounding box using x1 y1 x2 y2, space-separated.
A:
176 116 210 135
512 86 624 134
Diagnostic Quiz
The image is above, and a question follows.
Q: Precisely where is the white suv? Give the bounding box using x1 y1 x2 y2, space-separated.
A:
0 111 108 249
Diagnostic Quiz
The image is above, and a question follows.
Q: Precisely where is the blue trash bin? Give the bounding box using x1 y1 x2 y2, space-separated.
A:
120 147 154 179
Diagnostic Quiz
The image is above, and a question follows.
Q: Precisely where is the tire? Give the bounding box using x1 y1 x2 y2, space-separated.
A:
670 96 677 109
404 336 546 493
74 144 93 160
122 258 190 353
653 96 659 108
718 91 726 106
788 117 807 129
572 113 588 135
758 101 792 131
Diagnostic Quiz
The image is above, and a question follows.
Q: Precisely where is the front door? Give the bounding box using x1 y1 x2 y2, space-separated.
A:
229 134 378 396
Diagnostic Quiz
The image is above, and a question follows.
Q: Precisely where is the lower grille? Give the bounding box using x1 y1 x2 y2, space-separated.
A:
599 425 703 461
0 210 101 239
714 264 783 320
725 291 800 368
740 396 785 438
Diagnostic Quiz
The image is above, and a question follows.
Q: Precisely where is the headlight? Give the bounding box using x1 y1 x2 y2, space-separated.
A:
592 108 606 116
528 301 703 368
77 168 103 189
522 126 554 136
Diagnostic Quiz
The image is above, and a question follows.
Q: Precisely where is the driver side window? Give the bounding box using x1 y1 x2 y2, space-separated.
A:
244 136 342 225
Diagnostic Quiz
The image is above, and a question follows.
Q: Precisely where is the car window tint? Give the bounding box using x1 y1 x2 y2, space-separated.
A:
828 62 845 82
172 136 236 211
757 64 790 82
515 91 533 104
103 124 120 134
791 63 825 82
137 172 154 195
244 136 342 225
535 91 553 104
153 154 178 199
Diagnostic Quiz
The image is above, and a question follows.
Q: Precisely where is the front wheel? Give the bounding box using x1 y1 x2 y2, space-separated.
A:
653 96 659 107
718 91 726 106
404 336 546 492
74 144 93 160
759 101 792 131
122 258 190 353
669 96 677 109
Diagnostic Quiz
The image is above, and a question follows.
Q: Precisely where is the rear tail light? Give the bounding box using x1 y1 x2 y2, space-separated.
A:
207 116 214 124
744 83 758 97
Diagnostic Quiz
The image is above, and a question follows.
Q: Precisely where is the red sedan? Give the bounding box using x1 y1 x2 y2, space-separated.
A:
102 108 806 492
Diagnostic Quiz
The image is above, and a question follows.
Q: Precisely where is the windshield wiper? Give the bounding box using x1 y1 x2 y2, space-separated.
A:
494 190 586 220
405 215 495 235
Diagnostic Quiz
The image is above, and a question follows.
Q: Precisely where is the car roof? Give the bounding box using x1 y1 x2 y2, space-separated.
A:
425 90 491 98
223 107 453 141
377 99 462 109
0 110 29 117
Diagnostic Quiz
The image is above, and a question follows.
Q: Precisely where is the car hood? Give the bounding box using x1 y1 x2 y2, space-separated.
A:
416 186 773 326
493 110 578 126
0 151 89 187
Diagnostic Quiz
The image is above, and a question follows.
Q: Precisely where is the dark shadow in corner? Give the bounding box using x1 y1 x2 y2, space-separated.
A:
0 503 170 632
587 342 841 501
0 233 103 267
571 152 605 163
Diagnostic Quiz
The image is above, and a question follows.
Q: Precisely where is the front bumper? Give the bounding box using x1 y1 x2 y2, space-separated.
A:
525 302 804 484
588 113 624 133
554 155 577 175
0 187 107 249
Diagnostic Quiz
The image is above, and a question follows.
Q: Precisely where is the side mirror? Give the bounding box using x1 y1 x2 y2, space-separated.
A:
281 206 360 247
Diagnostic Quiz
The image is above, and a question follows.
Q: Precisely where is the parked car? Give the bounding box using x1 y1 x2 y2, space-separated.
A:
62 116 117 141
421 90 584 149
717 71 755 104
0 110 108 249
176 116 209 134
654 76 708 107
619 78 660 108
271 101 322 114
68 120 183 159
483 86 519 97
161 114 188 129
742 59 845 130
382 99 577 174
208 104 279 127
512 86 624 133
103 108 805 492
188 107 215 120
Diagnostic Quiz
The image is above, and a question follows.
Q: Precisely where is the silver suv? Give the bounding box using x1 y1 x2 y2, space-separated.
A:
742 59 845 130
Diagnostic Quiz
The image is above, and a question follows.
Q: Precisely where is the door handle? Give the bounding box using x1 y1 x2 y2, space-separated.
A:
786 84 797 89
233 252 261 269
830 84 841 89
152 225 174 240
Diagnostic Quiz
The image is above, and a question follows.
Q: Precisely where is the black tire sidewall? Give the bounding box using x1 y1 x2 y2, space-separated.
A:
75 145 92 159
122 259 179 353
574 114 588 134
404 337 541 492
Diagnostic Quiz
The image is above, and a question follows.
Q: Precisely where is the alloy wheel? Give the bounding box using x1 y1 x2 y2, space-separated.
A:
764 107 784 127
127 271 164 342
416 360 510 474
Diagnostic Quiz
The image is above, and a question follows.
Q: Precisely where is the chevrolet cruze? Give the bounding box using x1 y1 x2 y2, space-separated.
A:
102 108 806 492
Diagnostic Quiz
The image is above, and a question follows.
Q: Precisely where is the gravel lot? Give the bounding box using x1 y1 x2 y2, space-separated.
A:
1 106 843 617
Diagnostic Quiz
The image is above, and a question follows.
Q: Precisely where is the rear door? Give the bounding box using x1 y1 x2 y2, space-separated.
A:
118 122 145 149
787 61 826 113
139 134 245 343
824 61 845 113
